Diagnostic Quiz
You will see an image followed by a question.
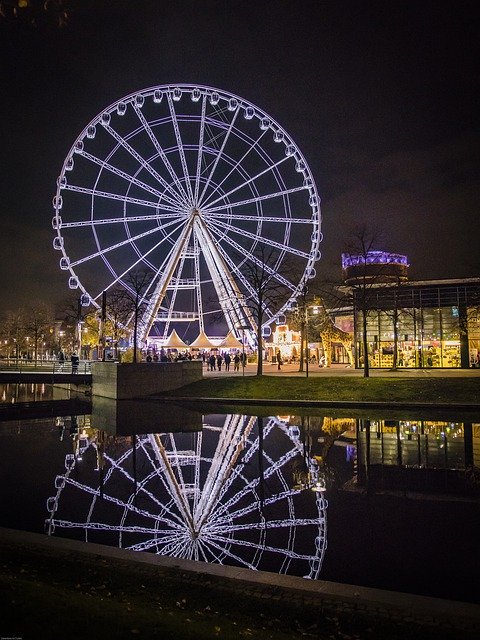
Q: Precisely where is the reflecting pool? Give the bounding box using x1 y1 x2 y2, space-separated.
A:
1 384 479 605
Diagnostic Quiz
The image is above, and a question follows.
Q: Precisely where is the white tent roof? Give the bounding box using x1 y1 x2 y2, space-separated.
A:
218 330 243 349
189 330 217 349
162 329 188 349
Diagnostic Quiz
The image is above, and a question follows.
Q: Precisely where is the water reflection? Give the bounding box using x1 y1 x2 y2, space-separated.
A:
2 384 480 600
45 412 328 579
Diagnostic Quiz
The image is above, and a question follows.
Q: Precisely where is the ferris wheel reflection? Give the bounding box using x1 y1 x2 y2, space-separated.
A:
46 409 328 579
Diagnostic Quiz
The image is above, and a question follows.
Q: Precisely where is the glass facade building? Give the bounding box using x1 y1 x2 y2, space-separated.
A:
346 279 480 369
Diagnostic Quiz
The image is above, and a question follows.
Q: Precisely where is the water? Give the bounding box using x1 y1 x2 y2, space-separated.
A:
1 384 479 605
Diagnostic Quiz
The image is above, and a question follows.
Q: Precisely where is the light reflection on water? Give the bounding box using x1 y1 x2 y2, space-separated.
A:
1 384 479 603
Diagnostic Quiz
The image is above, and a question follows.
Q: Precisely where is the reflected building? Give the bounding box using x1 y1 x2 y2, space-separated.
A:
355 419 480 495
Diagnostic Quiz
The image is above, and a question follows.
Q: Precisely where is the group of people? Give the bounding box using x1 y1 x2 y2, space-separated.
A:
57 351 79 373
206 351 247 372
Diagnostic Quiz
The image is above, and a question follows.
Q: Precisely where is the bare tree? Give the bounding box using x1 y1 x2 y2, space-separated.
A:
119 270 153 363
105 287 131 359
239 246 294 376
1 309 26 363
340 224 392 377
24 302 53 363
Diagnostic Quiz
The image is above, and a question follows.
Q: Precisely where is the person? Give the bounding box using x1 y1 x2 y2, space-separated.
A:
476 353 480 368
209 354 216 371
233 353 240 372
216 353 223 371
146 354 152 362
224 352 231 371
71 353 79 374
276 351 282 370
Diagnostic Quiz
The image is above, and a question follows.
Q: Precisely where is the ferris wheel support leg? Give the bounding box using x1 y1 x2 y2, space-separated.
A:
138 218 195 343
192 216 257 344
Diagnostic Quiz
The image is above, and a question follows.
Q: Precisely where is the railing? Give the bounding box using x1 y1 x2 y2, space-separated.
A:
0 359 92 375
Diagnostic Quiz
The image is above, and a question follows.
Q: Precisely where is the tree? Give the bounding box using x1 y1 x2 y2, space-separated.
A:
1 309 26 363
119 270 153 363
341 225 388 378
238 246 294 376
104 287 131 360
24 302 53 363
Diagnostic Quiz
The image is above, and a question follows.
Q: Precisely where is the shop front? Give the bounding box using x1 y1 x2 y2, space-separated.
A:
350 279 480 369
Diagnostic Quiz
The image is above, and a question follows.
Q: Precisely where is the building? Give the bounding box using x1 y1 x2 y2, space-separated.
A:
343 277 480 369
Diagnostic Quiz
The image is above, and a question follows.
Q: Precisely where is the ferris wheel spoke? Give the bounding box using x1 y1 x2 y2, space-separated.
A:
198 106 240 206
194 94 207 204
132 103 190 203
128 532 184 552
199 127 269 206
203 185 308 215
209 228 297 292
88 218 186 300
207 531 300 560
203 537 257 571
207 213 311 225
61 213 183 230
166 93 194 204
80 150 182 207
208 219 310 260
69 218 182 268
213 243 263 309
201 155 290 210
62 183 183 214
102 122 187 207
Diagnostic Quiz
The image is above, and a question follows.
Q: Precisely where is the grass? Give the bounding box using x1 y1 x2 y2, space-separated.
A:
163 376 480 405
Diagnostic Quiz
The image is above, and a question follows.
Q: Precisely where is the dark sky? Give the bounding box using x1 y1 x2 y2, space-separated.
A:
0 0 478 315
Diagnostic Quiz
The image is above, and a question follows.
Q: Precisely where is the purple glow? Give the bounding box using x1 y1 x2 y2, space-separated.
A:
341 251 409 269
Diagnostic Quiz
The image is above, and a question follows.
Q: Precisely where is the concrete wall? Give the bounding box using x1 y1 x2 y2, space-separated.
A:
91 361 203 399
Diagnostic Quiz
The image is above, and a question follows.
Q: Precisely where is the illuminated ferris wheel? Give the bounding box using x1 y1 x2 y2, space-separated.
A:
52 84 322 343
45 415 328 578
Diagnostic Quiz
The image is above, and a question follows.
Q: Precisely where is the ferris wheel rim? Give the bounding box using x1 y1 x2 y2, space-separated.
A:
52 83 322 330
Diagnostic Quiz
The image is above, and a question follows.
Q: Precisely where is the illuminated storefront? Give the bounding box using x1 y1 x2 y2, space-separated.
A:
348 279 480 369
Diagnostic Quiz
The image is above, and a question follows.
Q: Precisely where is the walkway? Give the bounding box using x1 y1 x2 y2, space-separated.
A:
202 361 480 378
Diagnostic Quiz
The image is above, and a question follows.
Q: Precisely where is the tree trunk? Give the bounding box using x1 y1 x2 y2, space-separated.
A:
392 308 399 370
256 323 263 375
298 320 305 372
362 309 369 378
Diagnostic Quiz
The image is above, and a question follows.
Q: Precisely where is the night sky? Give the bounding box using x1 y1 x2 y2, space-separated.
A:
0 0 478 315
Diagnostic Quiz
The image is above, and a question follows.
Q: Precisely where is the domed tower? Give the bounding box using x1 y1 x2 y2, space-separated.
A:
341 251 409 285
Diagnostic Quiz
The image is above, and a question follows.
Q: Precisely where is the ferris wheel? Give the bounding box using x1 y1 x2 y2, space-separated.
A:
45 414 328 579
52 84 322 343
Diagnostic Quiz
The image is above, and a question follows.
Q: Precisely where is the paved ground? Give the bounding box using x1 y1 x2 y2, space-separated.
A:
202 361 480 378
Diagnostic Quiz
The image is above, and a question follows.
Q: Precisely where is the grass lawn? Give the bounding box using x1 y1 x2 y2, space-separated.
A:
164 376 480 405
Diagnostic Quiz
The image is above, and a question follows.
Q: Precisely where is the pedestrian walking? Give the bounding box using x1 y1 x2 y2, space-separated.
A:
216 353 223 371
